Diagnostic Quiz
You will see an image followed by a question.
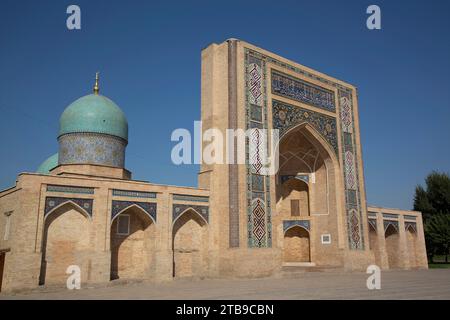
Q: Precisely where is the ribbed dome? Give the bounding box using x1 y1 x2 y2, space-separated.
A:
36 153 58 174
59 94 128 141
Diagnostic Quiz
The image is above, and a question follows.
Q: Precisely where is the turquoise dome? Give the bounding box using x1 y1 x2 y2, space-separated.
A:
37 153 58 174
59 94 128 141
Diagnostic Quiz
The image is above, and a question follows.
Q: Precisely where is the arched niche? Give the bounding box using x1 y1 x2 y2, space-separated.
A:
39 201 91 286
283 225 311 263
172 208 208 278
276 123 339 217
385 223 401 269
110 205 155 280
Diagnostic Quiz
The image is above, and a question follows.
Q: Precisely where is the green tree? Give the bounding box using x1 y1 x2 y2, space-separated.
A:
414 171 450 219
425 213 450 263
413 171 450 262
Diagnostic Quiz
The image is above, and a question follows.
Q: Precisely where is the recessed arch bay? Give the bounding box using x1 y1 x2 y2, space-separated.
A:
111 200 156 223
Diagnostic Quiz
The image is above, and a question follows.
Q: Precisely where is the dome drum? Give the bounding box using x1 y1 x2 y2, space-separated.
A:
58 132 126 168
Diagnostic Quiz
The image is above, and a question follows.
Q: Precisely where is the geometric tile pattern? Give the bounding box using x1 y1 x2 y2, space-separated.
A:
172 204 209 224
248 62 263 106
272 71 336 112
44 196 93 217
272 99 338 154
339 90 364 250
111 200 157 222
228 40 240 248
46 185 94 195
349 208 361 246
245 50 272 248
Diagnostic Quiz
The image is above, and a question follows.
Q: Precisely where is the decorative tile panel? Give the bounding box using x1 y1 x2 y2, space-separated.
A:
58 132 126 168
47 185 94 195
349 209 361 245
228 40 240 248
172 194 209 203
245 50 272 248
273 99 338 154
45 196 93 217
248 63 263 106
368 211 377 218
382 213 399 220
251 174 264 192
340 94 354 133
112 189 156 198
283 220 310 233
347 190 357 205
246 47 366 251
404 215 417 221
339 90 364 250
272 71 336 112
172 204 209 224
250 104 263 122
111 200 156 222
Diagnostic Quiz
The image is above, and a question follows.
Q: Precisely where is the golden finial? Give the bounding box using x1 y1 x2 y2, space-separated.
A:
93 72 99 94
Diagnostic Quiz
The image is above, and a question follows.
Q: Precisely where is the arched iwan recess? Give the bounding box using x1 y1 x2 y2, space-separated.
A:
110 205 156 280
39 201 91 286
172 208 208 278
283 225 311 263
385 223 401 269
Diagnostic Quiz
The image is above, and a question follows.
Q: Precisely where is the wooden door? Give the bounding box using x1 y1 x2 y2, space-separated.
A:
0 253 5 292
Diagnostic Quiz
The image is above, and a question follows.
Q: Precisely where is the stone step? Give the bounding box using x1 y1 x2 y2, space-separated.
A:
278 265 344 277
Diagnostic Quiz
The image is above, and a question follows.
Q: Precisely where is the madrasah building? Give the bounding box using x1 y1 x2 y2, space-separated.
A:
0 40 427 293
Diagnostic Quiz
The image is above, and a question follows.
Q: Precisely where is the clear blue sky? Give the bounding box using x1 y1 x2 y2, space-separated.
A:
0 0 449 210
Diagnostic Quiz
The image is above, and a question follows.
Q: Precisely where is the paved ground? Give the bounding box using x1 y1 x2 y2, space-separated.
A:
1 269 450 300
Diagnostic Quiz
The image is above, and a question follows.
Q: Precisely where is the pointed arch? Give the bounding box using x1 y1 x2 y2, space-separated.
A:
44 200 91 222
283 224 311 263
276 121 338 219
172 207 208 227
111 204 156 225
110 204 155 281
368 219 377 232
172 207 209 278
385 222 401 269
405 223 417 233
278 122 339 167
384 221 399 234
284 224 310 235
282 176 309 187
40 200 91 285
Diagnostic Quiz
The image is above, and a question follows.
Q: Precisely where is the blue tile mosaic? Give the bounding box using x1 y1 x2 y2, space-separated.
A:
272 71 336 112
